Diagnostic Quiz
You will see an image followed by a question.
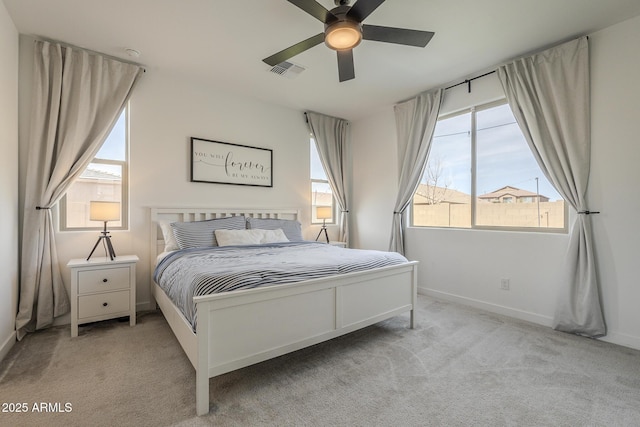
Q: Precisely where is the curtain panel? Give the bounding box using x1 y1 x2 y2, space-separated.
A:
497 36 605 337
389 89 443 255
306 111 351 246
16 40 144 339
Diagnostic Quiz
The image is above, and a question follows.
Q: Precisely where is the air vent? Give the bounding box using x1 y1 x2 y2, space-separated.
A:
269 61 305 79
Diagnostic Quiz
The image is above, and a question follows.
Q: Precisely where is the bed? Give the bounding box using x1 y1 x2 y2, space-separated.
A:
149 207 418 416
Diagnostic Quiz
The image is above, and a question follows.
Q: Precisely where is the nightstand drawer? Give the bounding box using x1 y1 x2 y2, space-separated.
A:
78 290 130 319
78 267 130 294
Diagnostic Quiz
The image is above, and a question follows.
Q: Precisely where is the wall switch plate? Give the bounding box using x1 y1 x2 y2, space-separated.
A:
500 279 510 290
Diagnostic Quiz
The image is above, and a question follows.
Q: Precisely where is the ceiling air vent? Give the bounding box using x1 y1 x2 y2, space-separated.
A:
269 61 305 79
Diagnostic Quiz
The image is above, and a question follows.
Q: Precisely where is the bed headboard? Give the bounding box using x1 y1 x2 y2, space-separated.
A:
149 207 300 273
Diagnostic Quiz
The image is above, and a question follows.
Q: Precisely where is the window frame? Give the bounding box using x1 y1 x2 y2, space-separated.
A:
411 99 568 233
59 108 129 232
310 137 337 225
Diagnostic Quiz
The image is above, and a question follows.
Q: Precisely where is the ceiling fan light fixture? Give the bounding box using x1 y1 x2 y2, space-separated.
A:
325 21 362 51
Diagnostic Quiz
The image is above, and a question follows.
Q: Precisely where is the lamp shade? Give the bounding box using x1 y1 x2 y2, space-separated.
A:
89 201 121 222
316 206 332 220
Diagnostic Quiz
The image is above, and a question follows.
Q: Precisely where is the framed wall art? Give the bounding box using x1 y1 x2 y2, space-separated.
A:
190 137 273 187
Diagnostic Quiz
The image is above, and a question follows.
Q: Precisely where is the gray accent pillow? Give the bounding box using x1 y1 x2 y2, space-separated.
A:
246 217 303 241
171 216 246 249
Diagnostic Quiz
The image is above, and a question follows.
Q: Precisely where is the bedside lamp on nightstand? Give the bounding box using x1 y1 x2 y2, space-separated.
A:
87 201 120 261
315 206 332 243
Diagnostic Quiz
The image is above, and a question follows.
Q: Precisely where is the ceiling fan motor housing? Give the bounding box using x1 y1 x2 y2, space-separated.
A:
324 6 363 51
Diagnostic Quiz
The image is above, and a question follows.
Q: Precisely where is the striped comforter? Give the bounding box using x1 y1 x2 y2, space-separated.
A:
154 242 408 330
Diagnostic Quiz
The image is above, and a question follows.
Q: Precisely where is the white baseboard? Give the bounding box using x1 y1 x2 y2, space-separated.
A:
598 331 640 351
419 287 554 327
418 287 640 351
0 331 16 362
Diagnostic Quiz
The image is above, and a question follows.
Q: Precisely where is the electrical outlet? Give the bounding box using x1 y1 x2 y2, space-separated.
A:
500 278 510 290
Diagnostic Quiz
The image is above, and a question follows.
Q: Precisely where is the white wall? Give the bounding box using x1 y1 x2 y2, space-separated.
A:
350 109 397 251
351 16 640 350
588 15 640 349
18 39 314 319
0 2 19 360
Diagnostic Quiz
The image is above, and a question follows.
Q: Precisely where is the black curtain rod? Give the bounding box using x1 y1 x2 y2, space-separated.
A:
445 70 496 93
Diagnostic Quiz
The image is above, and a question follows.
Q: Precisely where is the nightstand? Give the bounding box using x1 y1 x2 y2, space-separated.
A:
329 241 347 248
68 255 138 337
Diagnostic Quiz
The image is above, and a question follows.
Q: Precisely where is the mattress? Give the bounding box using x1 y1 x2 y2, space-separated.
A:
154 242 408 330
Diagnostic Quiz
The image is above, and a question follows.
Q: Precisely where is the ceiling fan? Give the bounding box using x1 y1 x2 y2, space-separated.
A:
263 0 435 82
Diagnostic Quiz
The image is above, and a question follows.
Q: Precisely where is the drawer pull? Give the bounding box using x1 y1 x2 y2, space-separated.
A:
102 302 108 307
102 278 108 283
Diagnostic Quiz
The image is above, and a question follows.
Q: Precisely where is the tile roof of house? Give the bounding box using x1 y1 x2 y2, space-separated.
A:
79 168 121 180
478 186 546 199
312 191 336 209
414 184 472 205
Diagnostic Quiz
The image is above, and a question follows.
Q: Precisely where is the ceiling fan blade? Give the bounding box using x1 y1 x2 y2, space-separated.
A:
263 33 325 66
287 0 337 24
362 24 434 47
337 50 355 82
347 0 386 22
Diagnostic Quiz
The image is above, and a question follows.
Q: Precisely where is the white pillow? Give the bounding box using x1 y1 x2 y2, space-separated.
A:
259 228 289 244
214 229 264 246
246 217 303 241
214 228 290 246
158 220 179 252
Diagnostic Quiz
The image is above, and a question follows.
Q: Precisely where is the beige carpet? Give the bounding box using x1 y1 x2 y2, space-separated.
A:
1 295 640 427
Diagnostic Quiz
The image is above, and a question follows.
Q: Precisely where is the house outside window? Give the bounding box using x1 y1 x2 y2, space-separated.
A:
411 100 566 231
310 138 334 224
60 109 128 230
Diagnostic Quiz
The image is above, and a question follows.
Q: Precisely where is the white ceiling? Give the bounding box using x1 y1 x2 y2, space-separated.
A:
4 0 640 120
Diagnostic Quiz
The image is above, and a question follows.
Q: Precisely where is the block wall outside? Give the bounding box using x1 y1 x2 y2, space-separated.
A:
412 201 565 229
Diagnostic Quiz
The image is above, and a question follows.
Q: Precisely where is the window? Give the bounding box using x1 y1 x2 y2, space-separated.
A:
60 109 128 230
310 138 334 224
412 100 566 231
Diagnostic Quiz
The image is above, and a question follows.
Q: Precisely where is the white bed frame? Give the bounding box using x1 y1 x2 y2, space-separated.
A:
150 207 418 416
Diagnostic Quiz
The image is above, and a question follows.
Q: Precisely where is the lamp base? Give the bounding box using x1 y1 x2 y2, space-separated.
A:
315 226 330 244
87 232 116 261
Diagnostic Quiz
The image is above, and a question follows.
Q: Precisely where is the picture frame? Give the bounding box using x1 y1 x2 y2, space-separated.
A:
190 137 273 187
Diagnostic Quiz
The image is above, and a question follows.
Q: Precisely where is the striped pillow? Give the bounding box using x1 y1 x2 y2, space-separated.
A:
170 216 246 249
246 217 303 241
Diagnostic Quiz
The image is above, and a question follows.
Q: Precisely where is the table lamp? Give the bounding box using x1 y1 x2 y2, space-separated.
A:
315 206 332 243
87 201 120 261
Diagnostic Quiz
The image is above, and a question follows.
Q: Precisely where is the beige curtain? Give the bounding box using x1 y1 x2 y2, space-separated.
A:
306 111 351 246
16 40 144 339
497 37 605 337
390 89 443 255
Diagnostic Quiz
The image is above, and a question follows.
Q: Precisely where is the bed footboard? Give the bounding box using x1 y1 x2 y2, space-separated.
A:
193 261 418 415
